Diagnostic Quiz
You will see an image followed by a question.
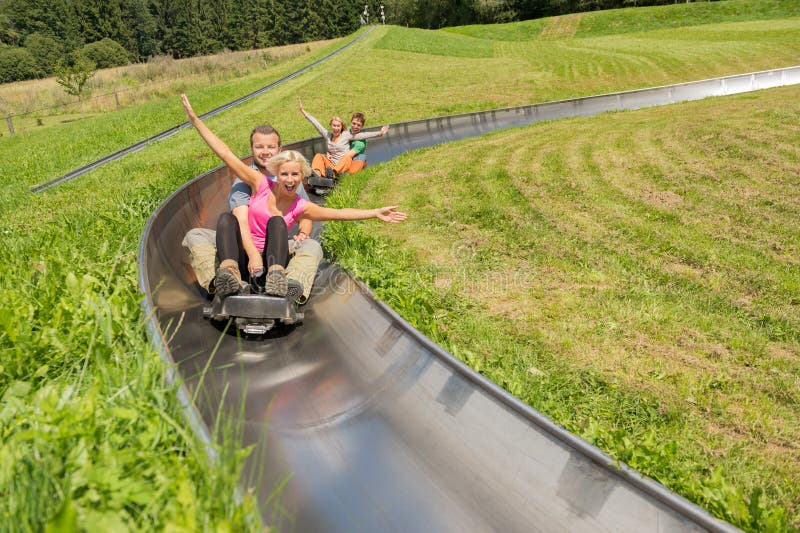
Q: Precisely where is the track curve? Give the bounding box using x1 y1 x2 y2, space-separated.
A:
139 68 799 531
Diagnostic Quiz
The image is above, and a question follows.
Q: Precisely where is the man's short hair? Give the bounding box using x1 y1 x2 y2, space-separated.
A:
250 125 281 146
351 112 366 125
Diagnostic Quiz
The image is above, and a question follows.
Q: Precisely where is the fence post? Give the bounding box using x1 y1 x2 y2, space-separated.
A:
6 114 14 135
114 92 120 110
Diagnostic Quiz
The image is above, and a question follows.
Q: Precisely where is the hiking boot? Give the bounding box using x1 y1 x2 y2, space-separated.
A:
264 269 288 297
287 279 304 302
214 262 243 298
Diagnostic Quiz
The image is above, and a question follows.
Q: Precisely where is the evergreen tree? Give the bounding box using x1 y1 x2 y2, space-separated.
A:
300 0 328 42
1 0 81 50
266 0 291 46
208 0 247 51
0 13 22 46
149 0 196 58
121 0 160 60
71 0 138 54
326 0 361 36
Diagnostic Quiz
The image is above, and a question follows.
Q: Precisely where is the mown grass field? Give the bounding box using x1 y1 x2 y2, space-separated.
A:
1 0 799 530
325 84 800 530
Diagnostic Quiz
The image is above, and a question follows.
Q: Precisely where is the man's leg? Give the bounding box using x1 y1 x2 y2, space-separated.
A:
215 212 247 296
285 238 323 304
181 228 217 292
353 152 367 170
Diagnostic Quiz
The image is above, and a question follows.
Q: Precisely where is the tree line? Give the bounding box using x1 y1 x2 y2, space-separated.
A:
0 0 364 83
0 0 714 84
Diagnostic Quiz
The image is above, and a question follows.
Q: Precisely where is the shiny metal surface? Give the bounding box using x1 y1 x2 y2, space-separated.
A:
136 68 800 531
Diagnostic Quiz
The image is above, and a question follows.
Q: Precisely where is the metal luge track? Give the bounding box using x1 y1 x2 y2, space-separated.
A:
138 68 799 532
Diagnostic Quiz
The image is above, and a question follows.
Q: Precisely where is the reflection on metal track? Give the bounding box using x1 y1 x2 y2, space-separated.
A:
137 67 799 531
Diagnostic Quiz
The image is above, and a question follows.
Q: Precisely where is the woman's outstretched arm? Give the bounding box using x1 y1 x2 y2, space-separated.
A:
182 94 263 191
302 202 407 223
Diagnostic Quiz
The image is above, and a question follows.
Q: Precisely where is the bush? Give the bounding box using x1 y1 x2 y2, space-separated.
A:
23 33 64 76
0 47 44 82
55 54 96 97
80 38 130 69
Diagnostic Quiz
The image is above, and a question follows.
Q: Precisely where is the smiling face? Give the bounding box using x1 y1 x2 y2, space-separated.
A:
251 131 281 172
349 117 364 135
330 117 344 136
274 161 303 196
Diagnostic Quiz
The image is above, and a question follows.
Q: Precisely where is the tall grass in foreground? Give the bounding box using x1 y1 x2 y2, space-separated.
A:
0 184 264 530
323 85 800 531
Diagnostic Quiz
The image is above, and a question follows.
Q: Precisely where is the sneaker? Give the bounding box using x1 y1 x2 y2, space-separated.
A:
214 265 242 297
287 280 304 302
325 167 337 181
264 269 288 297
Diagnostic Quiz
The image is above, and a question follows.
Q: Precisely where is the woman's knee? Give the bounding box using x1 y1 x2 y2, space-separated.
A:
267 215 287 233
216 211 238 233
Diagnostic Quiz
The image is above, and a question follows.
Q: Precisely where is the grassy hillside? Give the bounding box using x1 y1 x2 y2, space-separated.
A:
1 0 799 530
445 0 800 40
324 84 800 530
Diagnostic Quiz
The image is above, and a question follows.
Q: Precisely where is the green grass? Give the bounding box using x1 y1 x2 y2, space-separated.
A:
0 185 263 530
375 27 495 57
323 85 800 532
442 18 550 41
574 0 800 38
444 0 800 40
2 0 800 529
